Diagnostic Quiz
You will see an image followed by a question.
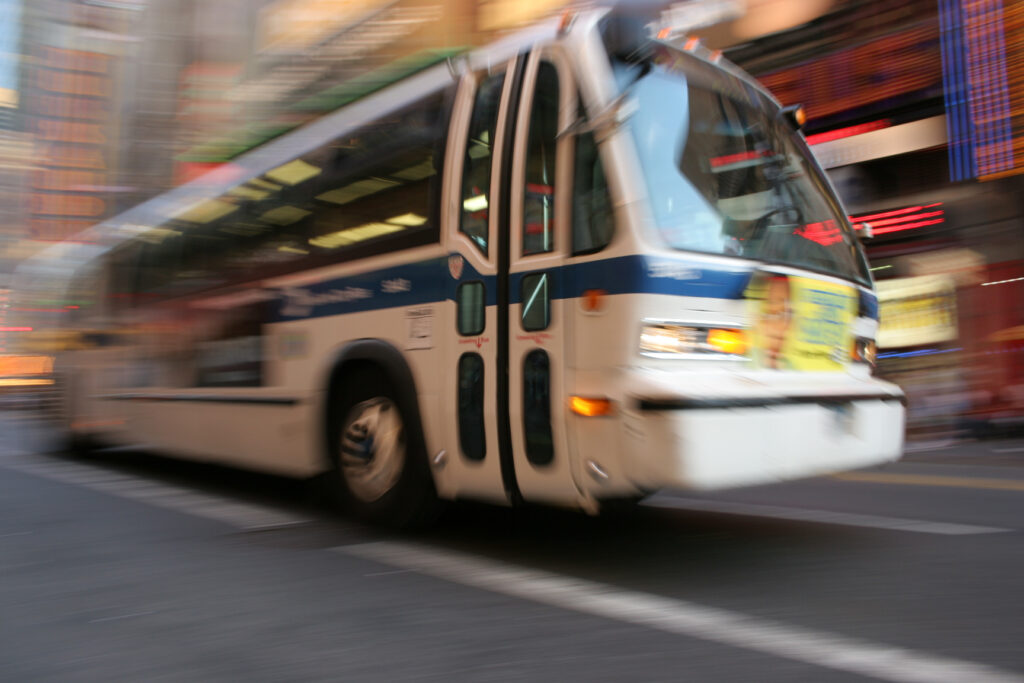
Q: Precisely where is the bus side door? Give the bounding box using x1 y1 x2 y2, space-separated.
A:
504 50 582 507
438 62 518 505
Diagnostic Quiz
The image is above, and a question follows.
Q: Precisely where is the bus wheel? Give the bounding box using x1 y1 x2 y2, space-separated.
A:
330 369 437 527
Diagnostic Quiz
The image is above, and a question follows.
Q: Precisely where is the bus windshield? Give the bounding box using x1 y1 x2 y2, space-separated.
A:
620 57 871 287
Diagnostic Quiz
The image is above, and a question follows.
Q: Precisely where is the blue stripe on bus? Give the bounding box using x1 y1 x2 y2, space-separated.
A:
273 254 881 321
274 258 449 322
507 255 752 304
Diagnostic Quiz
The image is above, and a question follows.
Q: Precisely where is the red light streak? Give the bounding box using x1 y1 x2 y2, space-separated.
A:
847 203 945 236
863 210 944 229
805 120 891 145
871 218 945 235
851 203 942 223
710 149 770 168
0 327 33 332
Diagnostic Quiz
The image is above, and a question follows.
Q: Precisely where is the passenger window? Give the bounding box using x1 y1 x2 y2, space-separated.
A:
523 349 554 465
522 62 559 256
460 72 505 256
573 131 614 254
130 88 452 299
458 353 486 461
457 281 485 336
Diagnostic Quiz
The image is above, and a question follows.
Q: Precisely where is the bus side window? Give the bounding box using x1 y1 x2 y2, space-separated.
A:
572 130 613 254
460 72 505 256
522 62 559 256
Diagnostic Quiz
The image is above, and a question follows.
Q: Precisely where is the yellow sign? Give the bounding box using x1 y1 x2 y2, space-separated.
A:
746 272 857 371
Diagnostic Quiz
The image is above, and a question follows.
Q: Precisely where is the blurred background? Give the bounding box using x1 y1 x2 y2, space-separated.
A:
0 0 1022 444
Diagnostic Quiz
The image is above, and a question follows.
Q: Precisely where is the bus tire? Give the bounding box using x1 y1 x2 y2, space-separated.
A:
329 367 438 528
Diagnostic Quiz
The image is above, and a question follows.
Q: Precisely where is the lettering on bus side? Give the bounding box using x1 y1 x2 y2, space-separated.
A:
647 262 701 280
280 286 374 318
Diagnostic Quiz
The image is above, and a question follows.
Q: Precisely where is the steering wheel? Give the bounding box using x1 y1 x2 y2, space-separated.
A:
748 206 804 244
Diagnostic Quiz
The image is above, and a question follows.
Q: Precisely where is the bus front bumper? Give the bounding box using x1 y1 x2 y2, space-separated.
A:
581 371 906 496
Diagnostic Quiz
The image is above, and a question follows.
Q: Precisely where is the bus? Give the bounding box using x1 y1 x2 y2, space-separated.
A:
14 8 905 526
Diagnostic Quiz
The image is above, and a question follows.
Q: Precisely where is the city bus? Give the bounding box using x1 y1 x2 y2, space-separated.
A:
15 8 905 526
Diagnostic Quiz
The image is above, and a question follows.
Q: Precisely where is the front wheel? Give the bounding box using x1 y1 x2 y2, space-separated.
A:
329 368 437 527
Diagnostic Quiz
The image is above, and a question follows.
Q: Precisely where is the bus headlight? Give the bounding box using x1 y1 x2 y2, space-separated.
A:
851 337 877 368
639 323 748 358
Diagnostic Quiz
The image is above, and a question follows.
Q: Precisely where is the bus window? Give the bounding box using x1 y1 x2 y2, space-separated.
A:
460 72 505 256
622 59 870 286
523 349 553 465
523 62 559 256
124 89 451 301
458 352 486 461
520 272 550 331
572 130 613 254
309 91 447 259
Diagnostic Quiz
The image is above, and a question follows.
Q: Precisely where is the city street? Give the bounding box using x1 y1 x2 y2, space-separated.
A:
3 411 1024 682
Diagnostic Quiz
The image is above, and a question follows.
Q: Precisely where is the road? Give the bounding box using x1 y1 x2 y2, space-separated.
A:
3 411 1024 682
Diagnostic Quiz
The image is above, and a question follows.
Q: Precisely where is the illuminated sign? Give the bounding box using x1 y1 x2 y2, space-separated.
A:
26 46 115 241
876 275 958 349
758 23 942 124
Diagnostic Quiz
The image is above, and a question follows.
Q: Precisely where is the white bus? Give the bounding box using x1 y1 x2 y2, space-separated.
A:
16 8 905 525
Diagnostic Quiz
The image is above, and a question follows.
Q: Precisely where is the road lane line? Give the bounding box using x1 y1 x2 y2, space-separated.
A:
991 447 1024 454
833 471 1024 492
642 497 1011 535
0 455 309 530
343 541 1024 683
5 448 1021 681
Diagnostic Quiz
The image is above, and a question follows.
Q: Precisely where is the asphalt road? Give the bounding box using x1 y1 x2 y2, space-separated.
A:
3 412 1024 682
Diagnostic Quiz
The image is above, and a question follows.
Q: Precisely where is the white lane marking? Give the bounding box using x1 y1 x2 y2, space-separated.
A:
343 541 1024 683
1 455 309 530
643 496 1011 535
88 611 155 623
991 447 1024 454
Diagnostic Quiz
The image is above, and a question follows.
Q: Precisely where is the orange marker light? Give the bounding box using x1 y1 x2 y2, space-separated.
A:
558 9 575 34
683 36 701 51
582 289 607 312
570 396 614 417
707 328 747 355
657 27 671 40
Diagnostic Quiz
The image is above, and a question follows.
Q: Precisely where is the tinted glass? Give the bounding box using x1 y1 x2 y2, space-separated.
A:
520 272 550 331
460 72 505 255
457 281 485 336
523 349 553 465
523 62 558 256
458 353 486 461
572 130 613 254
623 57 871 286
132 89 450 298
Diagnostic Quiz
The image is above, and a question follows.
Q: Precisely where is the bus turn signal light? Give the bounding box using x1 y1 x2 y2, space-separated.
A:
582 289 606 312
570 396 613 417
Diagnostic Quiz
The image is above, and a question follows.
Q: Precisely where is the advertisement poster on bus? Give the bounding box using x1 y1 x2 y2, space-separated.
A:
746 271 857 371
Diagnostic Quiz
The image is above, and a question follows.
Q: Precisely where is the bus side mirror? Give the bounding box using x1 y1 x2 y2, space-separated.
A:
780 104 806 131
